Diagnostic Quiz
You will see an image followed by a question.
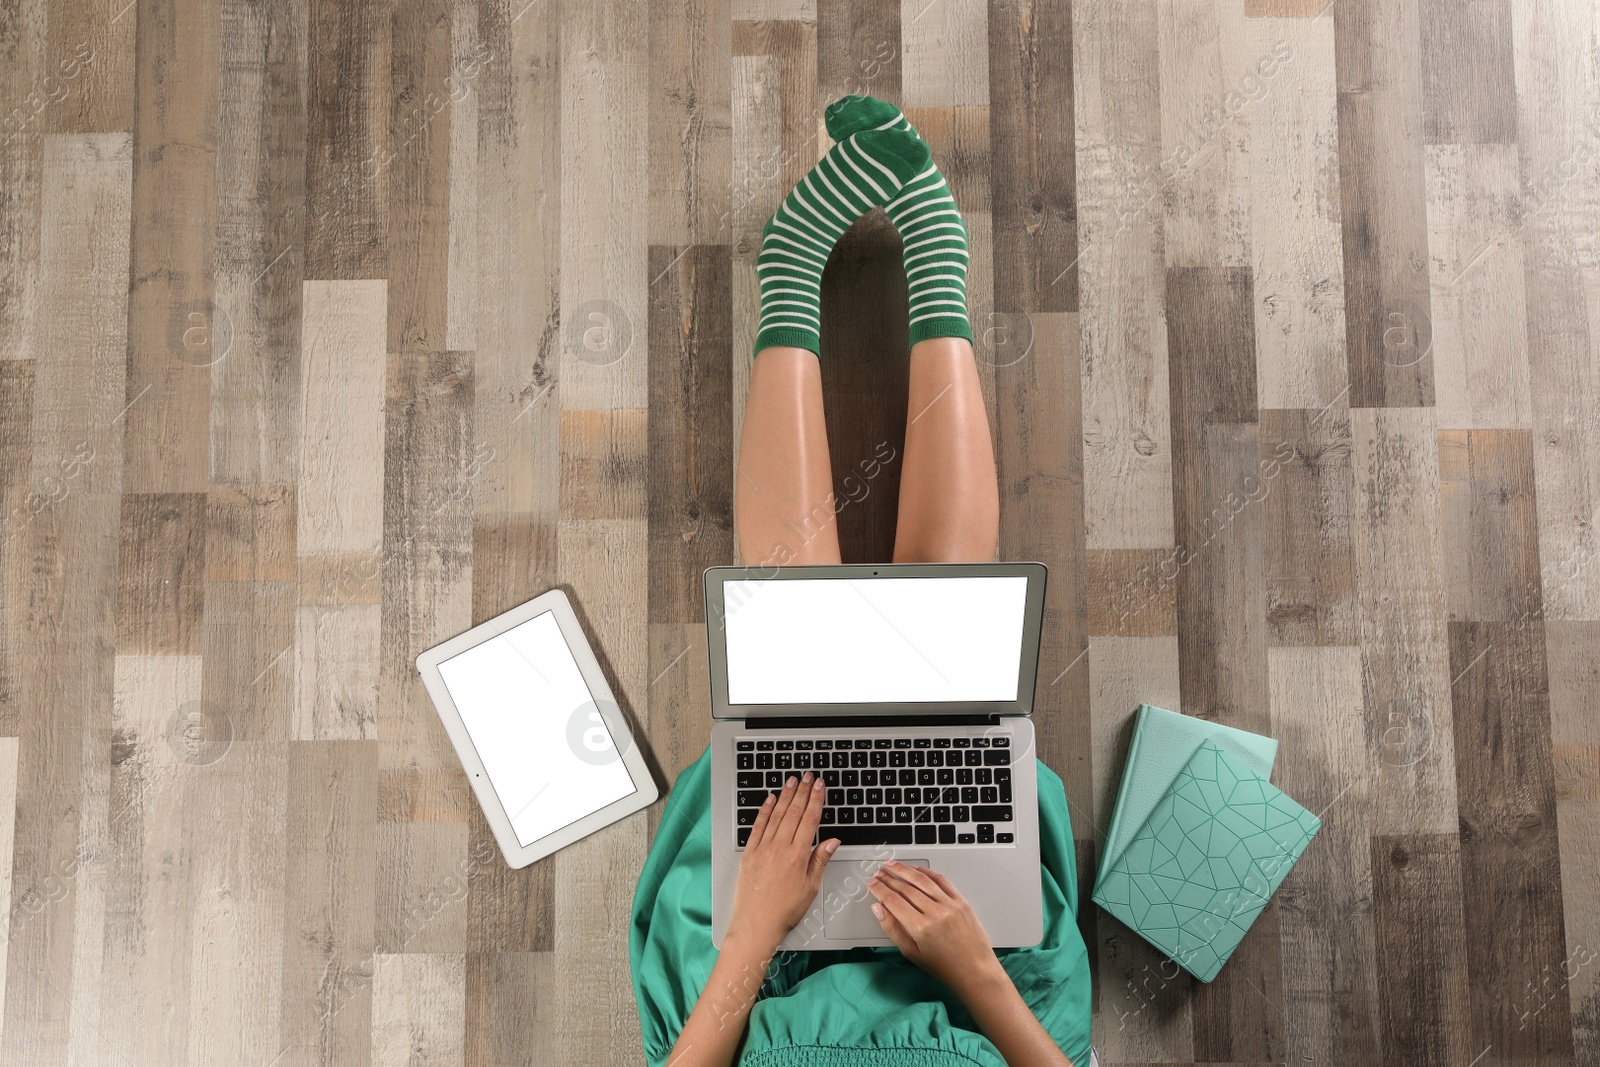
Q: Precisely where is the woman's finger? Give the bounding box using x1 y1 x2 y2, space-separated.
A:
807 836 840 885
880 860 944 904
775 772 812 842
746 791 778 850
867 875 926 932
767 775 800 836
795 774 828 844
871 899 917 956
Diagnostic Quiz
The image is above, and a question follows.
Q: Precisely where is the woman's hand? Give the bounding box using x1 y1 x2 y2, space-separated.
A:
725 771 840 954
868 860 1077 1066
866 859 1004 993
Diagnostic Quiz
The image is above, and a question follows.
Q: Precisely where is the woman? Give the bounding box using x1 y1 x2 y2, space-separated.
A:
629 95 1093 1067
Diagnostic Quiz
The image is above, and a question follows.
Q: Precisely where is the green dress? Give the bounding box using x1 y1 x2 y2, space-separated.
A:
629 748 1093 1067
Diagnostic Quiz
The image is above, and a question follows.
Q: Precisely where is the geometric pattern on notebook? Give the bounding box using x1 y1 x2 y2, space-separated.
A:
1093 740 1321 982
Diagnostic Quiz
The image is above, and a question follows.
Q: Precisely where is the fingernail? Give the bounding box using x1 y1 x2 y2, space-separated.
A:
825 839 840 852
801 770 813 782
871 903 885 918
785 776 796 788
812 777 825 790
885 858 898 867
763 793 775 805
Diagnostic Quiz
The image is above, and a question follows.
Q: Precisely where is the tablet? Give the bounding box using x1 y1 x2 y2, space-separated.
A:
415 589 658 868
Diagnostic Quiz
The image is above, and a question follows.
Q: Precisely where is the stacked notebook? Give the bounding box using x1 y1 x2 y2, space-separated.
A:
1092 705 1321 982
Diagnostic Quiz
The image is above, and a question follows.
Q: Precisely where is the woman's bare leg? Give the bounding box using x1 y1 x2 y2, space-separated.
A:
893 336 999 562
735 347 844 566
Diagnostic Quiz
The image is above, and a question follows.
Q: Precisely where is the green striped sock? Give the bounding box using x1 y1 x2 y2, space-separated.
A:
884 160 973 348
754 96 930 357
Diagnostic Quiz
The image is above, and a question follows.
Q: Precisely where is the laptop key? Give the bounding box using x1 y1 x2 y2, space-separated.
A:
869 751 887 767
999 783 1012 803
738 809 760 826
738 827 752 847
981 786 998 804
850 751 869 768
847 789 864 806
934 806 950 822
957 769 974 785
866 789 883 806
937 769 954 785
972 805 1013 822
854 740 873 749
827 825 913 846
927 750 944 767
766 771 783 788
913 738 931 748
737 772 763 789
993 738 1009 748
775 753 793 769
885 788 901 805
939 824 956 844
776 740 794 750
958 833 976 844
757 754 773 769
976 768 992 785
857 807 874 823
964 750 983 766
933 738 951 748
961 786 979 804
943 787 960 804
972 736 990 747
876 806 893 823
901 787 918 804
984 749 1011 766
977 824 995 843
997 832 1014 843
889 750 906 767
873 739 892 749
832 752 850 768
737 791 771 807
908 750 925 767
837 807 854 823
815 740 833 750
737 753 754 771
913 805 932 822
828 789 845 806
860 769 877 786
995 768 1011 785
953 805 970 822
843 770 860 787
823 770 840 786
893 738 912 748
900 769 917 786
915 824 936 844
953 738 970 748
894 806 912 823
793 753 811 769
918 769 935 786
737 740 754 751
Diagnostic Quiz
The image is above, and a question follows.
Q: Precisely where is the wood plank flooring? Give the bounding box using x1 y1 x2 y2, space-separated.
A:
0 0 1596 1064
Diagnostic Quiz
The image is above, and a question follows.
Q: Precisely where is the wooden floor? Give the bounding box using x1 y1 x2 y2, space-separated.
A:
0 0 1597 1063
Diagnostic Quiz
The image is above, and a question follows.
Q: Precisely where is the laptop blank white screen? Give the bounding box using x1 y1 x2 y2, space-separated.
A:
721 576 1031 704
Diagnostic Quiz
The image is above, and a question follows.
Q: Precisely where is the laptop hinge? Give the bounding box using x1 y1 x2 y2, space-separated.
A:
745 713 1002 730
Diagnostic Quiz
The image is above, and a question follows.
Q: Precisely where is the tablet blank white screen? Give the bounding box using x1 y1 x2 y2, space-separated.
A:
436 611 636 846
722 576 1030 704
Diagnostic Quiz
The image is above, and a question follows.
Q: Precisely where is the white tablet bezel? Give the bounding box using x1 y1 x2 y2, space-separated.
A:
414 588 659 869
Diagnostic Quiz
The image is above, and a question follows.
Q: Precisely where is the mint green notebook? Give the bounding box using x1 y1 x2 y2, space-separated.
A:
1092 707 1320 982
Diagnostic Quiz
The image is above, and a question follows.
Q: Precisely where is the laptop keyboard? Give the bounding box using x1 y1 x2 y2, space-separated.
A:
733 735 1015 848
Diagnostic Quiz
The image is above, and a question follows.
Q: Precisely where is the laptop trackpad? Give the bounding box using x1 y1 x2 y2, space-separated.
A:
822 857 928 940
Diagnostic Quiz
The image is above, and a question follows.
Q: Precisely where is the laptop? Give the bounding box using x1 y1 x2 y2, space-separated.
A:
705 562 1048 951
